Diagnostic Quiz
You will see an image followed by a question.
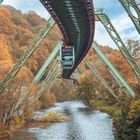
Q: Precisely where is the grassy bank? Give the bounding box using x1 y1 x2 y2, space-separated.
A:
89 99 140 140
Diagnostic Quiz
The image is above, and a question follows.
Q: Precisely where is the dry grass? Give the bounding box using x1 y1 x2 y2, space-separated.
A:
35 112 71 123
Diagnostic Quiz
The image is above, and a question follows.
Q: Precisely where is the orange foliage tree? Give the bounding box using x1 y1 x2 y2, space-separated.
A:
40 91 56 108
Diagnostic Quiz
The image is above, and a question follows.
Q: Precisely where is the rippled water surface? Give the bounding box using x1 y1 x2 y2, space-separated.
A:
11 101 114 140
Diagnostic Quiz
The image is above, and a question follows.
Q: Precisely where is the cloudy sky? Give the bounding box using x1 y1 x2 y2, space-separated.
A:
2 0 140 48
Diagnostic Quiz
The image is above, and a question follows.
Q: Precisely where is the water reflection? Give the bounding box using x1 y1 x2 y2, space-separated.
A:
11 130 38 140
11 101 114 140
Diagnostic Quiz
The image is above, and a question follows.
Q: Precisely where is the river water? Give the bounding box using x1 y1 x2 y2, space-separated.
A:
11 101 114 140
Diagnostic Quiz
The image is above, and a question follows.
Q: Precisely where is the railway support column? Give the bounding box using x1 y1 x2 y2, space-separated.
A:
84 59 118 99
119 0 140 34
92 42 135 97
77 67 105 97
11 44 60 115
34 42 61 83
11 61 60 116
0 0 3 4
95 10 140 83
33 60 61 103
0 17 55 94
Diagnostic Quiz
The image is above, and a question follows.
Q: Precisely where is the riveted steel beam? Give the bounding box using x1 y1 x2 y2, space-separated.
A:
34 42 61 83
77 67 105 97
11 60 60 116
95 10 140 82
84 59 118 99
0 0 3 4
92 42 135 97
33 61 61 102
10 45 59 115
0 17 55 94
119 0 140 34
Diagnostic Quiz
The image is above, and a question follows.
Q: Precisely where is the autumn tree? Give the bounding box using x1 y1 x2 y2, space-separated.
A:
49 79 72 102
0 6 61 75
40 91 56 108
75 74 95 105
0 63 34 130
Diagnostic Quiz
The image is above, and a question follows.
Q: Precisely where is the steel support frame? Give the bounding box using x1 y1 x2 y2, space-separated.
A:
92 42 135 97
34 42 61 83
95 11 140 82
77 67 105 97
33 61 61 103
11 45 60 115
84 59 118 99
119 0 140 34
11 63 60 116
11 61 60 116
0 0 3 4
0 17 55 94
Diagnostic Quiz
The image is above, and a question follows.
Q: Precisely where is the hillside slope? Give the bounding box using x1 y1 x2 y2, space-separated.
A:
0 5 61 77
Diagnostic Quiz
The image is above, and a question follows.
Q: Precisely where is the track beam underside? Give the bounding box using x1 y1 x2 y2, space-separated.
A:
40 0 95 78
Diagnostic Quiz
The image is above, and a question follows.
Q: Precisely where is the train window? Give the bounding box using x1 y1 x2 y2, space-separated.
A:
60 46 75 69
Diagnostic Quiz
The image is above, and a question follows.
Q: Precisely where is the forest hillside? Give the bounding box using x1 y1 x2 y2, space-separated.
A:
0 5 140 139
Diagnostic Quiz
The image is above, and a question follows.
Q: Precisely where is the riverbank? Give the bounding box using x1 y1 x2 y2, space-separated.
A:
11 101 114 140
0 108 70 139
88 99 140 140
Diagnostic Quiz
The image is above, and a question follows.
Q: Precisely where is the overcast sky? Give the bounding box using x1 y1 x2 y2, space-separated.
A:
2 0 140 48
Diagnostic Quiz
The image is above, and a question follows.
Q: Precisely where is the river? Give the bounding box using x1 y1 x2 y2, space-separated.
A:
11 101 114 140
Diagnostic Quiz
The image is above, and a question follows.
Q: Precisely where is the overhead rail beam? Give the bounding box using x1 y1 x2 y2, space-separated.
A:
95 10 140 82
119 0 140 34
92 42 135 97
0 17 55 94
84 59 118 99
40 0 95 78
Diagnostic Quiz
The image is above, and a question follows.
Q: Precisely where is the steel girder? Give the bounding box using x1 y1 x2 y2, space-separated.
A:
33 61 60 103
0 17 55 94
34 42 61 83
77 67 105 97
10 44 59 115
0 0 3 4
92 42 135 97
119 0 140 34
84 59 118 99
11 60 60 116
95 10 140 82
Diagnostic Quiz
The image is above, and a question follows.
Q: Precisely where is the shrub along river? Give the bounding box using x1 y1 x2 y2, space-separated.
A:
11 101 114 140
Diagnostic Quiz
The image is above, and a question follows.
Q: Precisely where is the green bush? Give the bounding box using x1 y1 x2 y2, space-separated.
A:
90 99 121 118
